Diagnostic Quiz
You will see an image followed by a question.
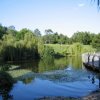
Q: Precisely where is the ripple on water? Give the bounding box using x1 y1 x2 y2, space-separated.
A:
7 69 100 100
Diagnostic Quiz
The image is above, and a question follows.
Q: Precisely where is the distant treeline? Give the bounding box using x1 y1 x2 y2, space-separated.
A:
0 24 99 61
42 29 100 50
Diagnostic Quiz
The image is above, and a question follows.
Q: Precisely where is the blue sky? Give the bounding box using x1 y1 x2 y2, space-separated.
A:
0 0 100 37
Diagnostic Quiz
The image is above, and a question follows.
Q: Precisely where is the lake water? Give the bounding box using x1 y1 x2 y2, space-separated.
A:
0 56 100 100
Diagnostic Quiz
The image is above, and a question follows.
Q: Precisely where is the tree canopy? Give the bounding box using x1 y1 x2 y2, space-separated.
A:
0 24 99 61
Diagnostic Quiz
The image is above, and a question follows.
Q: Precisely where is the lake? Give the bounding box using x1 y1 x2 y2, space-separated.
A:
0 56 100 100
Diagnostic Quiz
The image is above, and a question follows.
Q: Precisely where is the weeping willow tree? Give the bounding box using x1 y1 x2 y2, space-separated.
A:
0 28 40 61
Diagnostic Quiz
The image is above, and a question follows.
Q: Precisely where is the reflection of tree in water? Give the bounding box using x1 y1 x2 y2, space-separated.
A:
88 74 100 88
68 56 82 69
96 74 100 88
0 71 14 100
92 76 95 84
19 75 35 84
19 61 39 73
22 77 33 84
39 56 55 72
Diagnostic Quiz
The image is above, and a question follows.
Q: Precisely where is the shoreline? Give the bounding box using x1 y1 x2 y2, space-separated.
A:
37 96 81 100
35 91 100 100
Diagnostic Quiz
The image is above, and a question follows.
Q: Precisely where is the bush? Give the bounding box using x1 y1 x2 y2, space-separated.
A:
0 71 15 100
0 71 15 93
42 46 55 58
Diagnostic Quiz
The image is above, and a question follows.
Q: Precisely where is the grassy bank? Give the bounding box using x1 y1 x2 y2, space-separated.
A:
45 43 96 56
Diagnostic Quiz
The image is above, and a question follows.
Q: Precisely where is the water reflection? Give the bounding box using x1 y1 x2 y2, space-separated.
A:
8 70 100 100
2 56 97 99
93 74 100 88
18 73 35 84
67 56 82 69
0 56 83 73
39 57 68 72
21 77 34 84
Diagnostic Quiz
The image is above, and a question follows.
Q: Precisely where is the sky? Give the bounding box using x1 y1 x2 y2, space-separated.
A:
0 0 100 37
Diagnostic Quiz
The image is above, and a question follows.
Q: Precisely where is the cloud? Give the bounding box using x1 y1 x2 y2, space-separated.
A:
78 3 85 7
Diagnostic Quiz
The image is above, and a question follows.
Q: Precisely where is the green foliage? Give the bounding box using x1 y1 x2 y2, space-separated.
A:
0 64 11 71
71 31 92 45
92 33 100 51
7 26 17 36
38 38 45 57
45 29 53 35
0 24 7 39
0 71 15 100
42 46 55 58
67 43 83 55
45 43 96 56
45 44 69 56
0 29 39 61
39 57 68 72
0 71 14 87
67 43 96 55
43 32 69 44
82 45 96 53
34 28 41 36
0 24 99 62
16 28 35 40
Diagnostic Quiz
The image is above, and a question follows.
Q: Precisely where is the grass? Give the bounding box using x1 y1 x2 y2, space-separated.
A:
45 44 69 55
45 44 96 56
82 45 96 53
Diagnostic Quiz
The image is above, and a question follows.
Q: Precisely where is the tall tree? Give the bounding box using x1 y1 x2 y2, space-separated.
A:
71 31 92 45
34 28 41 36
8 25 15 30
45 29 53 35
16 28 34 40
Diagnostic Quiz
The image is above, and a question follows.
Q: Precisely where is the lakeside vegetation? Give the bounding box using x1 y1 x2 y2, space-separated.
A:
0 71 15 100
45 44 96 56
0 24 99 62
0 1 100 99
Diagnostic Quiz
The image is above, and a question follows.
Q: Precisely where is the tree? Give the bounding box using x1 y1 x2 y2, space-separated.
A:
82 32 91 45
0 71 14 100
42 46 55 58
58 34 69 44
0 25 40 61
34 28 41 36
6 26 17 36
8 25 15 30
45 29 53 35
43 29 53 44
38 38 45 57
16 28 34 40
67 43 83 55
1 34 16 61
71 31 92 45
0 24 7 39
92 33 100 51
